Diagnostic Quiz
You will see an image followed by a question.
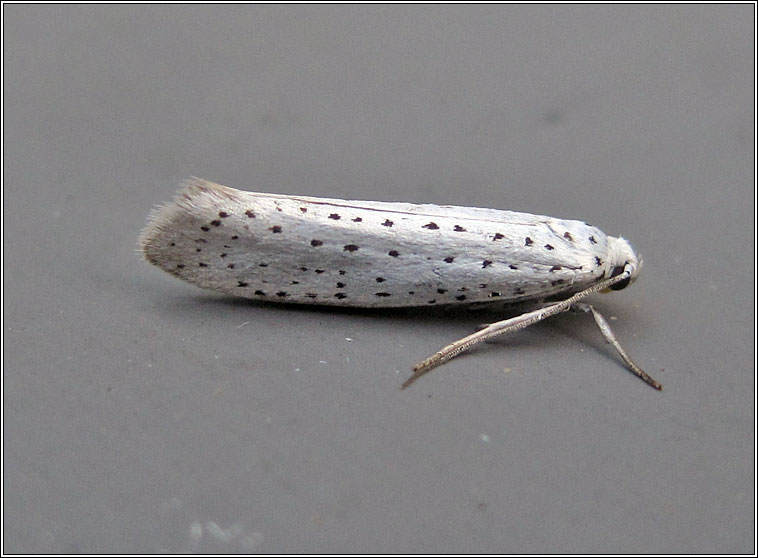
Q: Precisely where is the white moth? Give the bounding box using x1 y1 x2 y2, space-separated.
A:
139 178 661 390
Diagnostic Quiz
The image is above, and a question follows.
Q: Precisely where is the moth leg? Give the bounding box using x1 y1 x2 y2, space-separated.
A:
571 302 662 390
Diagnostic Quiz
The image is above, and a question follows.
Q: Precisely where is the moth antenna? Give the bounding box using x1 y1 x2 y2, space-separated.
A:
407 267 659 390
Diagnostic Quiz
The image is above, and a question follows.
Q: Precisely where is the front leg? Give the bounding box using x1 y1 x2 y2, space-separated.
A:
570 302 662 390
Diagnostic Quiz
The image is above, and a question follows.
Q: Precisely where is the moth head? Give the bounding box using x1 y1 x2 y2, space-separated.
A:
605 237 642 291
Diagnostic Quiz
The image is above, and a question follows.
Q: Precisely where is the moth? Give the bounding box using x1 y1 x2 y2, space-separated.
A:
139 178 661 390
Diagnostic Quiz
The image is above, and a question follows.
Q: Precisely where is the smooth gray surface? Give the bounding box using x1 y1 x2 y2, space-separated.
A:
3 5 754 554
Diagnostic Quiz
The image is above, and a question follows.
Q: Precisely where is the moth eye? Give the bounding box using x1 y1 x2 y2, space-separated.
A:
608 265 630 291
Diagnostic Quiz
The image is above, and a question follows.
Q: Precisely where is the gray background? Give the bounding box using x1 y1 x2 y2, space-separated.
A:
4 4 754 554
